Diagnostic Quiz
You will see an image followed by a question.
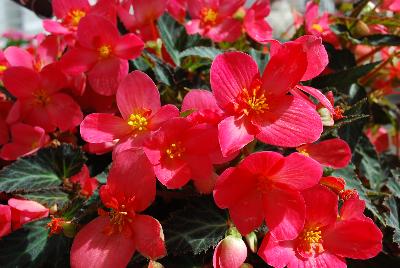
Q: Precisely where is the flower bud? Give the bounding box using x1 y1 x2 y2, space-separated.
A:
213 235 247 268
245 232 258 253
148 260 164 268
62 221 77 238
352 20 370 38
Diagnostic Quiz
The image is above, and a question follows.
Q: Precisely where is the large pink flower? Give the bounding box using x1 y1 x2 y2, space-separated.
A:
259 185 382 268
70 149 166 268
143 117 223 191
80 71 179 155
3 65 83 132
210 43 323 156
61 15 144 95
213 151 322 239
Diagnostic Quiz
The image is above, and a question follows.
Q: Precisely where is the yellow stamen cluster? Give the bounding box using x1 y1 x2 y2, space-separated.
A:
166 142 185 159
68 9 86 27
300 228 322 244
98 45 112 59
311 23 324 33
201 8 218 25
127 113 148 131
0 64 7 72
33 89 50 106
298 148 310 157
242 86 269 115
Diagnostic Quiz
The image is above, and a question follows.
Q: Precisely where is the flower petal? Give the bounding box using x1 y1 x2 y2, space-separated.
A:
0 204 11 238
181 89 221 112
3 67 39 98
77 15 119 49
113 34 144 60
4 46 33 68
47 93 83 131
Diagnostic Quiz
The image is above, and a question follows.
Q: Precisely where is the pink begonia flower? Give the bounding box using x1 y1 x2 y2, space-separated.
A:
365 126 389 154
167 0 187 23
80 70 179 155
71 149 166 268
8 198 49 230
143 117 224 191
382 0 400 11
3 65 83 132
0 123 49 161
258 185 382 268
213 235 247 268
118 0 167 42
243 0 273 43
0 204 11 238
210 42 323 156
61 15 144 96
70 164 98 197
213 151 322 239
304 1 340 48
296 138 352 169
185 0 245 42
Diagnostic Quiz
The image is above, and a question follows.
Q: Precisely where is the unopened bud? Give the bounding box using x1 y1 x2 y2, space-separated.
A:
148 260 164 268
245 232 258 253
352 20 370 38
213 235 247 268
62 221 77 238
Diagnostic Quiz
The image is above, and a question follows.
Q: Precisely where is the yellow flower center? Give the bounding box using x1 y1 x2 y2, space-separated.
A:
67 9 86 27
241 81 269 115
98 45 112 59
33 89 50 107
296 227 324 257
165 142 185 159
300 228 322 244
0 64 7 73
127 113 148 132
297 148 310 157
311 23 324 33
201 8 218 25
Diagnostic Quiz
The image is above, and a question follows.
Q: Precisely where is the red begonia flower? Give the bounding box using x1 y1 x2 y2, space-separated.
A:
70 164 98 197
8 198 49 230
213 151 322 239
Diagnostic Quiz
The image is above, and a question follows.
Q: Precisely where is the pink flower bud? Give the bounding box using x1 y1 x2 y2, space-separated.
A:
213 235 247 268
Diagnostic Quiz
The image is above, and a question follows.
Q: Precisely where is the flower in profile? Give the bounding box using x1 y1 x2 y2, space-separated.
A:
296 138 351 169
213 235 248 268
61 15 144 96
213 151 322 239
3 64 83 132
8 198 49 230
242 0 273 43
70 149 166 268
70 164 98 197
80 70 179 155
258 185 382 268
0 123 49 161
210 44 323 156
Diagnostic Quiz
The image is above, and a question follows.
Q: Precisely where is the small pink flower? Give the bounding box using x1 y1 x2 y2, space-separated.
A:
8 198 49 230
365 126 389 153
61 15 144 96
296 138 352 169
70 149 166 268
70 164 98 197
80 71 179 155
243 0 273 43
382 0 400 11
213 151 322 239
213 235 248 268
0 204 11 238
258 185 382 268
0 123 49 161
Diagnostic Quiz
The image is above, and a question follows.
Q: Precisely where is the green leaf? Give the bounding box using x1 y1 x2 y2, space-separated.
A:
362 34 400 46
0 219 72 267
310 62 380 89
353 135 385 190
163 198 227 255
249 48 269 73
332 164 386 225
157 13 182 66
388 169 400 199
180 46 222 60
383 196 400 245
145 51 175 86
22 189 69 208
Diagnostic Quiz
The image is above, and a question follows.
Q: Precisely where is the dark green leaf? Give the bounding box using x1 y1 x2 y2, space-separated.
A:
249 48 269 73
332 164 386 225
0 144 84 193
362 35 400 46
384 196 400 245
388 169 400 199
22 189 69 208
145 51 175 86
0 219 72 267
157 13 182 66
310 62 380 89
180 46 222 60
163 198 227 255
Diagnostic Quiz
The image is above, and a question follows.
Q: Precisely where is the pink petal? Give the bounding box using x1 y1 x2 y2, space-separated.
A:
8 198 49 230
244 11 272 44
340 198 367 221
61 47 98 75
181 89 221 112
77 15 119 49
218 116 254 157
117 70 161 119
40 64 68 95
213 236 247 268
0 204 11 238
218 0 245 17
52 0 90 18
114 34 144 60
88 57 128 96
323 219 383 259
23 102 56 132
230 189 264 235
211 52 259 110
255 95 323 147
240 151 284 176
271 152 322 190
130 214 166 260
42 20 70 34
3 67 39 98
263 186 305 240
107 149 156 212
297 138 351 169
258 234 295 268
4 46 33 68
302 185 338 227
297 85 334 114
185 154 213 181
207 19 242 43
148 104 179 131
154 160 192 189
70 216 136 268
261 42 307 96
185 19 203 35
80 113 131 143
47 93 83 131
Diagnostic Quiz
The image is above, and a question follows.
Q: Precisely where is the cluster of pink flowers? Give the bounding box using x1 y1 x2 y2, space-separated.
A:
0 0 391 267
